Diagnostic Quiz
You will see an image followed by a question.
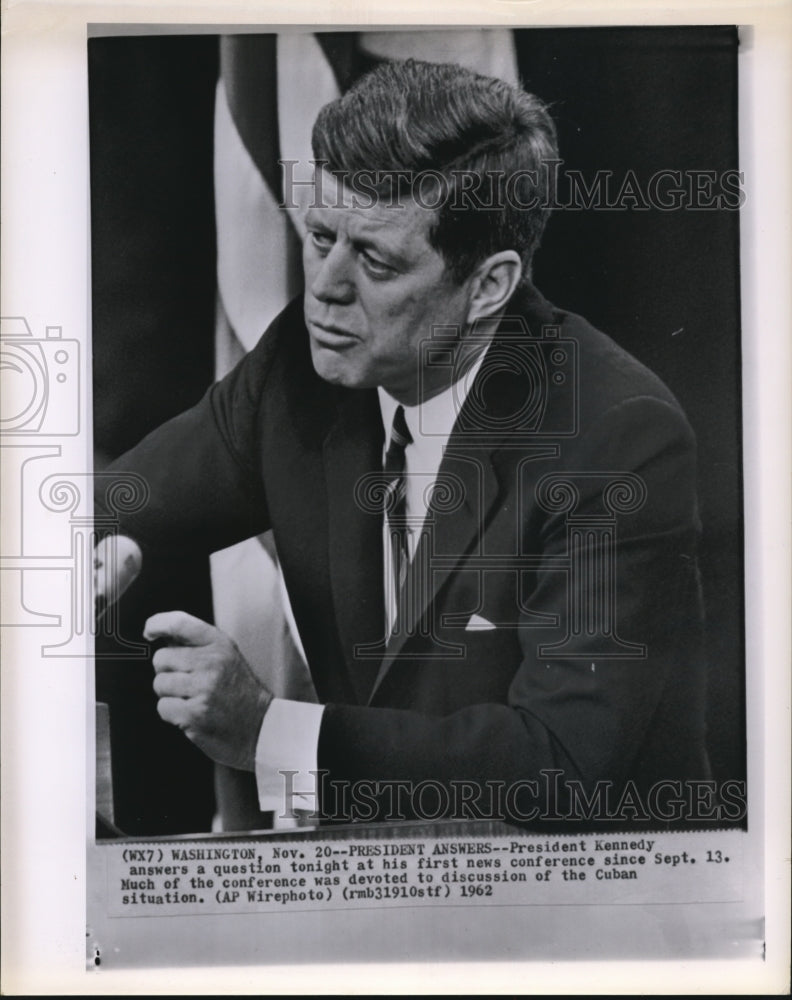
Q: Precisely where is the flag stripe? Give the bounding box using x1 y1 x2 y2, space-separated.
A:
358 29 517 83
214 77 303 354
275 34 342 235
219 34 282 203
315 31 380 92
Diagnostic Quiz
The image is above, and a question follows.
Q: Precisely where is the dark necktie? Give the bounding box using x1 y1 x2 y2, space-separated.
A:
383 405 413 604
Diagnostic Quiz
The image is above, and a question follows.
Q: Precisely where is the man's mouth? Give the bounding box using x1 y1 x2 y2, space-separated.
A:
308 320 360 347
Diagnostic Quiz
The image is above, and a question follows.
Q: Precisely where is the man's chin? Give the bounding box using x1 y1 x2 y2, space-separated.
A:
309 341 368 389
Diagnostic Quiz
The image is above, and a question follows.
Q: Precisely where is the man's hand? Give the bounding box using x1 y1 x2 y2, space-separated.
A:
144 611 274 772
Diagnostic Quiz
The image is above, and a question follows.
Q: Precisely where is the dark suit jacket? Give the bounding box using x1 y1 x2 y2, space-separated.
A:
97 284 710 826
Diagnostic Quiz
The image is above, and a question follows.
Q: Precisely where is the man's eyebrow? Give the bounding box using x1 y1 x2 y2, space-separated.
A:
351 234 405 264
304 210 333 230
349 222 414 266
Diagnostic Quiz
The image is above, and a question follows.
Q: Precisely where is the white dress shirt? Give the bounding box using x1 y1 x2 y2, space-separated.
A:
254 350 487 816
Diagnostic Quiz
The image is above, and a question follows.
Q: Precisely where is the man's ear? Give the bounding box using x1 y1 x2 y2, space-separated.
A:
465 251 523 325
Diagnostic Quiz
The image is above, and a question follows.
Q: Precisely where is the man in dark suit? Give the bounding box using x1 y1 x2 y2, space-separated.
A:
97 59 709 826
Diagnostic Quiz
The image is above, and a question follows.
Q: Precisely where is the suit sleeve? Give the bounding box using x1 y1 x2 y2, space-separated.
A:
317 394 707 823
94 329 274 558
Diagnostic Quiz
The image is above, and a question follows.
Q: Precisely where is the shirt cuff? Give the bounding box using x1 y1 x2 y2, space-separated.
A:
254 698 324 816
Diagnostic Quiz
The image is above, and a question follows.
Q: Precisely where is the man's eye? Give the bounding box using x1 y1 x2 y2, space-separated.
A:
309 231 333 252
361 252 394 277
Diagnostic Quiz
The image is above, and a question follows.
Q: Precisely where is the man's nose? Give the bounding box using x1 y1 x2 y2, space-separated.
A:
309 244 355 304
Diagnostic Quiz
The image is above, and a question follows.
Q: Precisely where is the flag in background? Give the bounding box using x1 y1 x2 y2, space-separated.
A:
210 30 517 829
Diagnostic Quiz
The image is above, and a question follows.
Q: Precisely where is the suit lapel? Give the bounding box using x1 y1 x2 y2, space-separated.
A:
323 387 387 702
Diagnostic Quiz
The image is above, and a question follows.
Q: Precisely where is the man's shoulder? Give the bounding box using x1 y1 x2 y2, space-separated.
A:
566 310 680 408
247 294 311 369
233 294 333 404
512 285 688 427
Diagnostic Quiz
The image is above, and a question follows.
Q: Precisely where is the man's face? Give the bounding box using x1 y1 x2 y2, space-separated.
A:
302 174 473 404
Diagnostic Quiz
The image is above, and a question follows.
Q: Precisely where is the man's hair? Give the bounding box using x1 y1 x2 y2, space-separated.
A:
311 58 559 284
